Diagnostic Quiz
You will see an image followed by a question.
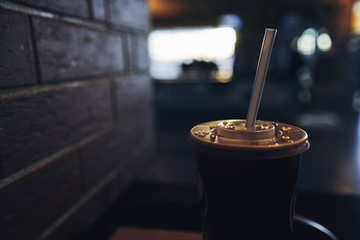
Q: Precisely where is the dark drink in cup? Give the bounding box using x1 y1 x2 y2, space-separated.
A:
190 119 309 240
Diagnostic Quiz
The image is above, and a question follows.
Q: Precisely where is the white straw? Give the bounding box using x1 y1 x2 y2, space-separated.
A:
246 28 277 128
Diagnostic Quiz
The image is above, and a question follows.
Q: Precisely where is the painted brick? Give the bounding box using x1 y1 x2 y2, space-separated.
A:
79 118 140 192
80 104 153 192
105 106 154 203
113 75 153 119
0 81 112 178
44 188 107 240
105 170 129 205
0 153 81 240
15 0 89 18
109 0 150 30
0 9 36 88
106 141 153 204
126 34 149 72
91 0 106 21
124 35 134 72
79 127 128 192
32 17 125 82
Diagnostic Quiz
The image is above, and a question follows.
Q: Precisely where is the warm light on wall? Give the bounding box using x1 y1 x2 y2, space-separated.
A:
351 0 360 35
148 0 187 17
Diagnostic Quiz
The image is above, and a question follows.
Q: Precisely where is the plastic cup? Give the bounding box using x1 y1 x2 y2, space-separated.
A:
190 119 309 240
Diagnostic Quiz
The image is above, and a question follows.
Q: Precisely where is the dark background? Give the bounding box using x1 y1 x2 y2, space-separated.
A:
150 0 360 195
147 1 360 239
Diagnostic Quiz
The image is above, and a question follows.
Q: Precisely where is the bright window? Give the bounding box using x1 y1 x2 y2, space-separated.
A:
148 27 237 82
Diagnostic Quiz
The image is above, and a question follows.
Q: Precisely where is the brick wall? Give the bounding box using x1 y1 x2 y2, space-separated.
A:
0 0 153 239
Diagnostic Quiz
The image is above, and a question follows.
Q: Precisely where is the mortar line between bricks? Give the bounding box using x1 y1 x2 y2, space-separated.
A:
104 0 111 24
0 114 138 190
27 16 42 84
109 79 119 121
0 71 148 100
38 140 149 240
123 34 132 73
86 0 94 20
0 78 109 100
0 0 148 35
75 149 86 196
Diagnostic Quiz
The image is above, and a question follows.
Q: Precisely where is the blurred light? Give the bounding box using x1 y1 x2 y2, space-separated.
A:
215 68 233 83
283 12 301 27
298 89 311 103
296 66 313 88
290 37 299 51
351 1 360 35
348 37 360 52
297 28 317 55
317 32 332 52
149 27 236 61
149 27 237 80
355 112 360 185
218 14 242 30
353 90 360 111
296 112 340 128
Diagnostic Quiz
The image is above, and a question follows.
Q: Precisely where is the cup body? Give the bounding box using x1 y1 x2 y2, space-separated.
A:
190 120 309 240
196 151 301 240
